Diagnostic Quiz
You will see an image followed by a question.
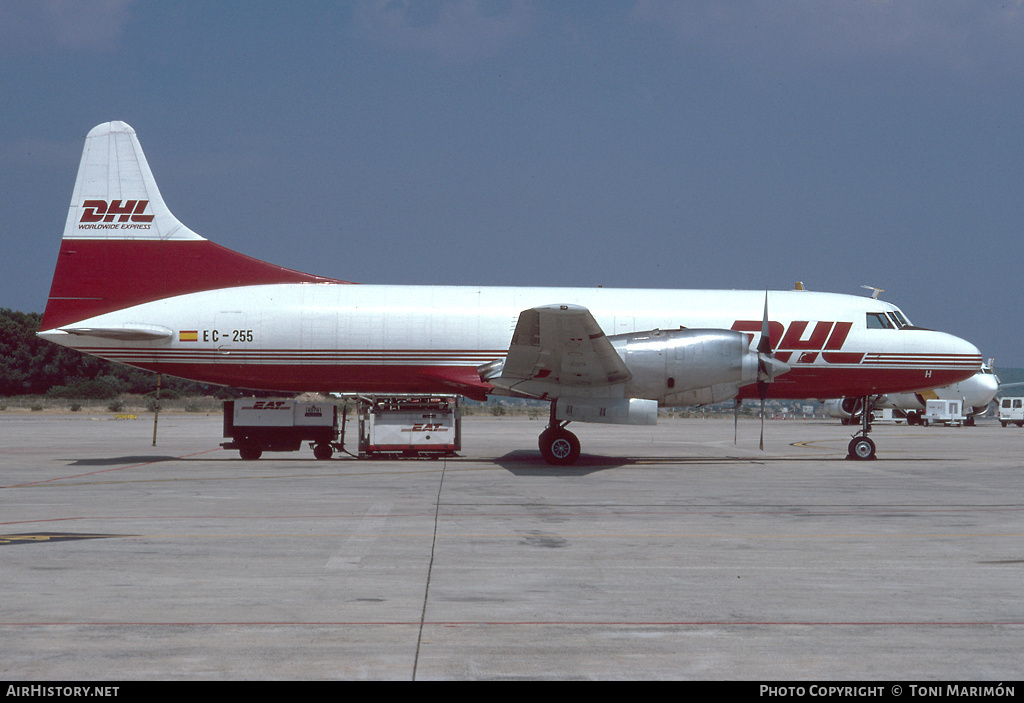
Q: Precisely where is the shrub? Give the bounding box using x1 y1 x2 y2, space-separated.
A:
46 378 119 400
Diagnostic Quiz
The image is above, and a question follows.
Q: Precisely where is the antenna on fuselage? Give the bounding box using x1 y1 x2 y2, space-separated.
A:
861 285 884 300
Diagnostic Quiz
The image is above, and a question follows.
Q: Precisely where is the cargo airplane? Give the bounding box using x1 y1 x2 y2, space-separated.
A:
38 122 982 463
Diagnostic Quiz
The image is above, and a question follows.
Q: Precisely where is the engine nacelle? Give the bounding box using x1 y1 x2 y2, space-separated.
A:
609 328 762 406
841 396 864 417
555 397 658 426
822 397 862 423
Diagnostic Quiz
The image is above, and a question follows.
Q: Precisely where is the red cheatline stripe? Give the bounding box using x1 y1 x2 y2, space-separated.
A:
72 348 507 365
0 620 1021 627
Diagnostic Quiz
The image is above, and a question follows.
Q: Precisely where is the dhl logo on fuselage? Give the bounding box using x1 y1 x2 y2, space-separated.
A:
731 320 862 365
78 199 154 228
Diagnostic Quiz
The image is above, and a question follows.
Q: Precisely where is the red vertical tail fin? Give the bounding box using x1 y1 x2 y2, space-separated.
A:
40 122 345 331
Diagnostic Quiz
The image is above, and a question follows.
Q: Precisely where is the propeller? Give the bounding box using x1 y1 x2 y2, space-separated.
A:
755 293 790 450
734 397 741 445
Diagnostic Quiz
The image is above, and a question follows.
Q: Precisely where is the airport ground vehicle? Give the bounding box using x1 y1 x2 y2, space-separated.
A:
357 396 461 458
999 397 1024 427
222 399 340 460
921 399 965 427
221 395 461 460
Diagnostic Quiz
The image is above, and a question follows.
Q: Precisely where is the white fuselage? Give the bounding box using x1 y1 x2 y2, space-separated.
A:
40 283 983 401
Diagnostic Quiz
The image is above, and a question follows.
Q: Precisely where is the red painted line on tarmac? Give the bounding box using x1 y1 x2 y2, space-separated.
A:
1 448 223 489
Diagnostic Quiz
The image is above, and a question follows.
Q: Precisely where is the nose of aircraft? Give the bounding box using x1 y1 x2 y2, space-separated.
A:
950 331 983 363
967 363 1000 409
921 330 983 386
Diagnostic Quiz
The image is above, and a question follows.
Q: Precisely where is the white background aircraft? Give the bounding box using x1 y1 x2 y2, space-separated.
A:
38 122 983 463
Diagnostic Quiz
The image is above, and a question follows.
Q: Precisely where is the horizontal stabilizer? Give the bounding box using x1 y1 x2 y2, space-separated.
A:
59 325 173 341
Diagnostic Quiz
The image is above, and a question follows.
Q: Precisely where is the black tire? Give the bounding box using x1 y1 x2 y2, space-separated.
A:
239 444 262 461
847 436 876 460
313 443 333 461
539 428 581 466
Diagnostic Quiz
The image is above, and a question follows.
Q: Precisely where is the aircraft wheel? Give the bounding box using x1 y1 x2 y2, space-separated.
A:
847 436 876 461
539 428 581 466
313 443 333 461
239 443 262 461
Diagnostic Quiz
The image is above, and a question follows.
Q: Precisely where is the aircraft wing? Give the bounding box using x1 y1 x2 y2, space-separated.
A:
482 304 631 398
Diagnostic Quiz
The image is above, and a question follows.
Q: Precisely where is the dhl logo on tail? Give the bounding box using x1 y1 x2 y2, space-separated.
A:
80 199 153 224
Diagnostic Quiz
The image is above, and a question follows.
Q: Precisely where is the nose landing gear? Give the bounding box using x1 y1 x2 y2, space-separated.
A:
847 395 878 460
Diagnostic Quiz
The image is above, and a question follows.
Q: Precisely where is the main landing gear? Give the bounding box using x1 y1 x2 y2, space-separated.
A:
847 395 878 460
538 404 581 465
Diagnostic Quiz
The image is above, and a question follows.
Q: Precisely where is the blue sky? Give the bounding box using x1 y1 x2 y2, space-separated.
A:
2 1 1023 366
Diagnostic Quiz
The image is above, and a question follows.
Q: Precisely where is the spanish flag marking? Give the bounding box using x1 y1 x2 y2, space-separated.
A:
179 330 198 342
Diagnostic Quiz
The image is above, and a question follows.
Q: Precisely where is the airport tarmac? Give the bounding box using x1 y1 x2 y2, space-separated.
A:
1 412 1022 681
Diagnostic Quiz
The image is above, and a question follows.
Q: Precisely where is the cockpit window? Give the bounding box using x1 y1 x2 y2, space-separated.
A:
866 313 894 329
887 312 909 329
890 310 911 328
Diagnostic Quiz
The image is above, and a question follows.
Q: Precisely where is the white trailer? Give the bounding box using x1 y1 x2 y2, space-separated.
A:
999 397 1024 427
358 396 461 458
222 399 340 460
921 399 965 427
870 408 896 423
